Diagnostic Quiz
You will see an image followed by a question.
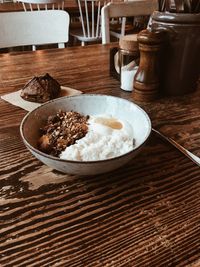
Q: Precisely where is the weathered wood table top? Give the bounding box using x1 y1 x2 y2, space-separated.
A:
0 44 200 267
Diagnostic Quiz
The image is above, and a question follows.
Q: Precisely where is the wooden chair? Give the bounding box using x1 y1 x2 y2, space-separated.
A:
0 10 70 50
17 0 64 11
17 0 65 50
70 0 102 46
101 0 158 44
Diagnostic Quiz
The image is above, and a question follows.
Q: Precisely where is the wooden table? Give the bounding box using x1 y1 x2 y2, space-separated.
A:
0 44 200 267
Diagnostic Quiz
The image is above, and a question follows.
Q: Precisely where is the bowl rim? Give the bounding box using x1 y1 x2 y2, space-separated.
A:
20 94 152 164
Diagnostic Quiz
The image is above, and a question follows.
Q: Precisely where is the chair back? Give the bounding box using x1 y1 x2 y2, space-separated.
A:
77 0 102 41
0 10 70 49
101 0 158 44
17 0 64 11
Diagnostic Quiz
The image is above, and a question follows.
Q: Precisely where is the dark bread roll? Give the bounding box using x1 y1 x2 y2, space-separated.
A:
20 73 61 103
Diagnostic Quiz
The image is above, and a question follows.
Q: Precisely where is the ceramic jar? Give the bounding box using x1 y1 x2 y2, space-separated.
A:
151 11 200 96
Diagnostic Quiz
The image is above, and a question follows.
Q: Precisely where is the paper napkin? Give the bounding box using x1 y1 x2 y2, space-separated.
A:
1 86 82 112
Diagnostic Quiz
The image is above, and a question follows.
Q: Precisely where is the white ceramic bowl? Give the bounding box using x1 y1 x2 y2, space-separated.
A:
20 94 151 175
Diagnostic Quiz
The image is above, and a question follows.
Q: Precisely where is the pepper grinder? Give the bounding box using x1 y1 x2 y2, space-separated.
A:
133 29 166 102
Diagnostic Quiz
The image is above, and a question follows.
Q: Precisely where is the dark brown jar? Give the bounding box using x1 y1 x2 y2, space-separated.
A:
151 11 200 96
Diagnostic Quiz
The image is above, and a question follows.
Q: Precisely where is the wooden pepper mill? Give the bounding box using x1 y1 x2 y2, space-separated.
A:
133 29 165 102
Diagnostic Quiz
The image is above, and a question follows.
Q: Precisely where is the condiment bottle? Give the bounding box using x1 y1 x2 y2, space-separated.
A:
110 47 120 80
133 29 166 101
119 34 140 92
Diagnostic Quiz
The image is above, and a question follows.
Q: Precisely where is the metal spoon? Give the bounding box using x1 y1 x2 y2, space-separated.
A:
159 0 167 11
193 0 200 12
174 0 185 12
152 128 200 167
184 0 192 12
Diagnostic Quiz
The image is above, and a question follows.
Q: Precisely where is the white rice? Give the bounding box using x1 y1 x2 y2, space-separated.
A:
59 115 134 161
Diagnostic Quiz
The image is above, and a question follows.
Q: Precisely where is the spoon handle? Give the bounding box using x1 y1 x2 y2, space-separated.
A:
152 128 200 167
184 0 192 12
174 0 185 12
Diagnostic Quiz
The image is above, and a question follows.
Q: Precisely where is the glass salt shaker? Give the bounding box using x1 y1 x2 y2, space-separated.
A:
119 34 140 92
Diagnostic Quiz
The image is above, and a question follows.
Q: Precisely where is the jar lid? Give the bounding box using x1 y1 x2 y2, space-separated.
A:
152 11 200 24
119 34 139 52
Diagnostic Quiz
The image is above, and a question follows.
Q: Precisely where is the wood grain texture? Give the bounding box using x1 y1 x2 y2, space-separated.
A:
0 44 200 267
